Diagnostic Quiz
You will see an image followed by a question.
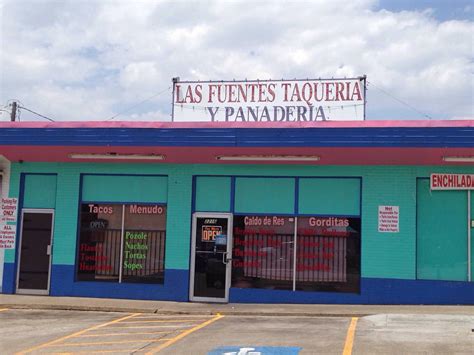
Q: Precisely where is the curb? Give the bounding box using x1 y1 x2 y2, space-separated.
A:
0 303 370 317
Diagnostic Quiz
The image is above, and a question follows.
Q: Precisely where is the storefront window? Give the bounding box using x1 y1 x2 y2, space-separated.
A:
77 204 122 282
76 203 166 284
232 215 295 290
122 204 166 283
231 215 360 293
296 217 360 293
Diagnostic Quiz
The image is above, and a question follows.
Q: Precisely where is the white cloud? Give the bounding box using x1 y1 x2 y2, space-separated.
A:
0 0 472 121
119 62 163 92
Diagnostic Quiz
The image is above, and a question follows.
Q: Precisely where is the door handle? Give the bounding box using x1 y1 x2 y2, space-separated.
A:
46 245 52 256
222 252 232 264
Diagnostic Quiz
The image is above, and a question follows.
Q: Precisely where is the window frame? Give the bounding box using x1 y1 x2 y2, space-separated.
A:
231 214 361 293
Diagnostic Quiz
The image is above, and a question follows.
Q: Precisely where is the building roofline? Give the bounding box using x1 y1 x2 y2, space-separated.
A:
0 120 472 129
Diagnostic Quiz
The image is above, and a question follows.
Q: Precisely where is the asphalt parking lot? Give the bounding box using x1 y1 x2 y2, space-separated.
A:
0 308 473 354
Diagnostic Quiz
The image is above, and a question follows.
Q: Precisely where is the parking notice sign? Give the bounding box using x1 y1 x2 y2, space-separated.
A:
0 223 16 249
1 197 18 223
378 205 399 233
208 346 301 355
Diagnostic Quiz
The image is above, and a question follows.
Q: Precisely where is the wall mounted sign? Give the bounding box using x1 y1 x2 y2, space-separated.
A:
0 223 16 249
0 197 18 223
172 77 366 122
430 173 474 190
378 205 399 233
0 197 18 248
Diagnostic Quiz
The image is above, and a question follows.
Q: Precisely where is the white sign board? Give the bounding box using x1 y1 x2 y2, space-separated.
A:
0 224 16 249
0 197 18 223
378 206 399 233
430 173 474 190
172 78 366 122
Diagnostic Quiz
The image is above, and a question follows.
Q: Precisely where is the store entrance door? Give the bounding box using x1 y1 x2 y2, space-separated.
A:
190 213 233 302
16 210 54 295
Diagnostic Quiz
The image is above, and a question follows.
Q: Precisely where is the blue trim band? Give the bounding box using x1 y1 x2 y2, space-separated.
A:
229 278 474 305
4 263 473 304
1 127 473 147
1 263 15 294
49 265 189 301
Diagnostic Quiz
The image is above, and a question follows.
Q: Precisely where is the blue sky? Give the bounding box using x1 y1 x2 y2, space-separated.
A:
377 0 473 21
0 0 472 122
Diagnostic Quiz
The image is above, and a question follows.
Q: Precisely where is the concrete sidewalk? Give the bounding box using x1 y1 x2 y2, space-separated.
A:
1 294 473 317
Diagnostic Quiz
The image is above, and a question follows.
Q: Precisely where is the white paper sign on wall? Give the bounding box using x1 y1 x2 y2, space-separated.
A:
0 197 18 223
0 223 16 249
378 205 399 233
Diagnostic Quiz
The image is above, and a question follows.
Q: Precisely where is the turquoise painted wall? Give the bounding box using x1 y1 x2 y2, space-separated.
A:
471 190 474 280
4 165 21 264
6 164 188 269
298 178 360 215
23 174 57 209
361 167 417 279
417 179 468 281
165 166 192 270
53 169 80 265
195 176 231 212
82 175 167 203
235 177 295 214
6 162 474 281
